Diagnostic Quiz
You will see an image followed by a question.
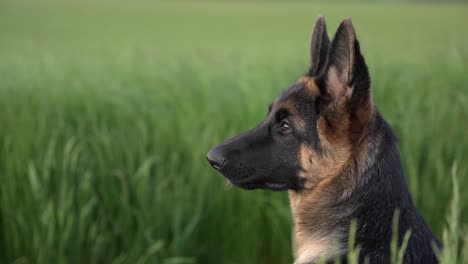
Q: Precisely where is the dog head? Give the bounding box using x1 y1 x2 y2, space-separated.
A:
207 17 374 192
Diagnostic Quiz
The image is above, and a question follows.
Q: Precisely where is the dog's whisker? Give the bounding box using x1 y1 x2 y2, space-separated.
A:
224 180 233 190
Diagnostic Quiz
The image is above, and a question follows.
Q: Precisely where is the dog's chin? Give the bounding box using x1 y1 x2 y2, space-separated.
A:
228 179 289 191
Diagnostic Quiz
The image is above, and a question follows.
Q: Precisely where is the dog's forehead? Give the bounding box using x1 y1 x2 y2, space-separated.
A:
271 77 319 112
271 83 303 111
280 83 304 100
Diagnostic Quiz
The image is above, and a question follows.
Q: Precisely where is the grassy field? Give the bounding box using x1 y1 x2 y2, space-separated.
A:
0 1 467 263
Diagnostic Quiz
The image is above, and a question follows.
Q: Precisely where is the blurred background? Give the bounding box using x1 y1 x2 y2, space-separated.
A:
0 1 467 263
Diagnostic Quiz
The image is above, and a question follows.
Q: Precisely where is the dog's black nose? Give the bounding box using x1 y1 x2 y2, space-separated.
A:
207 148 225 170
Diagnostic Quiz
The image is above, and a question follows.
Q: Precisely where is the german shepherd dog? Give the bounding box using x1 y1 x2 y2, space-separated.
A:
207 17 441 263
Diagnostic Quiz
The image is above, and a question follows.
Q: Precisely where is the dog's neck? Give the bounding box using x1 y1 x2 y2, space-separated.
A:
289 113 406 264
289 154 364 263
289 173 353 264
289 190 347 264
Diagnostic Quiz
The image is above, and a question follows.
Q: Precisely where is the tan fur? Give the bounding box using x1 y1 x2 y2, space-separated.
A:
289 20 375 262
289 77 374 262
293 235 341 264
297 76 320 96
327 66 352 101
291 138 352 262
290 120 375 262
289 186 347 263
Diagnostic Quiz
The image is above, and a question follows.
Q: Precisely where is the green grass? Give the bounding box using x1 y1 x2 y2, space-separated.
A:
0 1 467 263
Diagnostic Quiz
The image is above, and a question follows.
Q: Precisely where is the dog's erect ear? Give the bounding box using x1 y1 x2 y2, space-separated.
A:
323 18 370 104
309 16 330 76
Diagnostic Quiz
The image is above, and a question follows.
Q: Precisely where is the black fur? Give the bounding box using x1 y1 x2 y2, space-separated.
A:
207 17 441 263
323 112 441 263
309 16 331 76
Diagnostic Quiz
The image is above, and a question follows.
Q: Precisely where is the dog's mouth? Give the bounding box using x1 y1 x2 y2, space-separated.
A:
211 160 290 191
227 179 288 191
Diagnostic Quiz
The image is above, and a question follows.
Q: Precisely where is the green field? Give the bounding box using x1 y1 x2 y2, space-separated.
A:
0 1 467 263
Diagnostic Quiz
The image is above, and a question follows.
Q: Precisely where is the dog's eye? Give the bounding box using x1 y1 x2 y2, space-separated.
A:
279 121 291 133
